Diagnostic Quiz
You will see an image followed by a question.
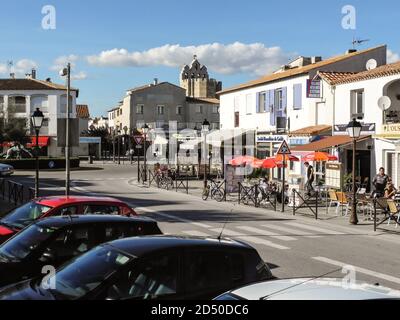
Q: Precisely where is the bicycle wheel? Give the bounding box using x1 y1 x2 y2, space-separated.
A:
212 189 225 202
166 177 174 190
202 186 210 201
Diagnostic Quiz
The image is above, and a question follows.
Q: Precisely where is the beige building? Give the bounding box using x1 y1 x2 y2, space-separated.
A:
180 55 222 98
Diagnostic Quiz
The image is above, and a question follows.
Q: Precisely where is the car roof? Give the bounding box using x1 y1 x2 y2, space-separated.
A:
36 215 157 228
228 278 400 300
106 236 254 257
34 196 129 207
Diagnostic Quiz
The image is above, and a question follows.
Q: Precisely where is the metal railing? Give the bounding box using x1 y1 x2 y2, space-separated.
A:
291 189 319 220
238 183 277 211
0 178 35 206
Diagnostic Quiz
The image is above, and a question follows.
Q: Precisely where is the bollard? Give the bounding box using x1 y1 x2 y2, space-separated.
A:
292 189 296 216
374 199 377 232
238 183 241 205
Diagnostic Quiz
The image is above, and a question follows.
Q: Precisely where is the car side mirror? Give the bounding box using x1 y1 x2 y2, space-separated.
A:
40 249 57 263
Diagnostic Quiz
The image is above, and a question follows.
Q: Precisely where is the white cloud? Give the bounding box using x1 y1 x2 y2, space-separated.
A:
388 49 400 64
50 54 79 71
0 59 38 77
87 42 295 76
71 71 88 80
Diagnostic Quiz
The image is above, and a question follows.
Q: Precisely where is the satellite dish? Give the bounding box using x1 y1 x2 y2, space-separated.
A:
378 96 391 111
366 59 377 71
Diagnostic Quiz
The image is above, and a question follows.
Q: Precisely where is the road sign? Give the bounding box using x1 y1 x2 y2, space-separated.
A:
134 136 144 145
277 140 291 155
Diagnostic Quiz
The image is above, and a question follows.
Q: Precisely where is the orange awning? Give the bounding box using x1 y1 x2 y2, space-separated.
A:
291 135 371 152
27 136 51 148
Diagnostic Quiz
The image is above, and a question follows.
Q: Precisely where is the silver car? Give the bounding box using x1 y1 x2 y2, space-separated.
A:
0 164 14 177
214 278 400 300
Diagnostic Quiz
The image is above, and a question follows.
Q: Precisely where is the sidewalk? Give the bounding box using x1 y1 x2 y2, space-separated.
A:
133 178 400 238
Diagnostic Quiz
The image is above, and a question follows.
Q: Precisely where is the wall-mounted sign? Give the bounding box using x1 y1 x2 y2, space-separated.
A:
382 124 400 135
334 123 375 136
79 137 102 144
288 137 311 146
256 134 286 143
306 79 321 98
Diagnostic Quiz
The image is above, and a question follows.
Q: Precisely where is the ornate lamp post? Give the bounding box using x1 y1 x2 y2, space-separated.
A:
202 119 210 188
142 124 150 182
31 108 44 198
346 118 362 225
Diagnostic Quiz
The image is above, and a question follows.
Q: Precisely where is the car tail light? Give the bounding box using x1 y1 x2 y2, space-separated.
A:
0 226 14 236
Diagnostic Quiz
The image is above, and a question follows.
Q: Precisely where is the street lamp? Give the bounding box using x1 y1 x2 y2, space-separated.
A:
117 129 121 165
31 108 44 198
346 118 362 225
202 119 210 188
142 124 150 182
59 63 71 196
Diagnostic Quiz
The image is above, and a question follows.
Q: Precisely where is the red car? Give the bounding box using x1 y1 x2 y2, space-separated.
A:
0 196 137 244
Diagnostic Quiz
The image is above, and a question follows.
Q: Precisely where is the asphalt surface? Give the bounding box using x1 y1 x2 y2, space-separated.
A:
4 162 400 291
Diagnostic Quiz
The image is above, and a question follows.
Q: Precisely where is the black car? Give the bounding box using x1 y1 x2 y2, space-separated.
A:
0 236 273 300
0 215 162 288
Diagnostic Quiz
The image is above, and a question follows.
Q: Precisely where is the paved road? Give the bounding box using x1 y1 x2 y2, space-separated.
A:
7 163 400 291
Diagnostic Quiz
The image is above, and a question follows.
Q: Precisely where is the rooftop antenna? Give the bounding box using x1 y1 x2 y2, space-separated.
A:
352 37 370 49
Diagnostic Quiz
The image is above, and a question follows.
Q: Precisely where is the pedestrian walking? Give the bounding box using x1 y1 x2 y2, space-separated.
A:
372 167 389 198
304 162 315 196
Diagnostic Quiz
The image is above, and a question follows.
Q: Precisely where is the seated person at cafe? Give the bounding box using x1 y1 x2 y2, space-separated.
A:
384 181 397 199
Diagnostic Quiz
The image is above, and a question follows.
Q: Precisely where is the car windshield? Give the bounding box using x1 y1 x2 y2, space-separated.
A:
0 224 58 260
2 202 52 229
48 245 132 300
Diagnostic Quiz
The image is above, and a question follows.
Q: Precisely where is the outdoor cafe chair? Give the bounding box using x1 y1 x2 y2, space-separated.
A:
386 200 400 229
335 192 350 217
328 190 340 214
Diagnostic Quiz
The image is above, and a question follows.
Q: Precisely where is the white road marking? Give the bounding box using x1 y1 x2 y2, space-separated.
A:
210 228 290 250
135 206 213 229
236 226 297 241
262 224 321 239
286 222 346 235
182 230 212 237
313 257 400 285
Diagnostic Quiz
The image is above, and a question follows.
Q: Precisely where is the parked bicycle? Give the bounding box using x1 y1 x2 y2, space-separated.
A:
156 169 175 190
202 179 225 202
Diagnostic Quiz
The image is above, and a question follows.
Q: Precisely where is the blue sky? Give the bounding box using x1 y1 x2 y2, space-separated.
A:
0 0 399 116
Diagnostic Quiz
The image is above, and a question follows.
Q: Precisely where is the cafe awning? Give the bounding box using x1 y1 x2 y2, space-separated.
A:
27 136 51 148
291 135 371 152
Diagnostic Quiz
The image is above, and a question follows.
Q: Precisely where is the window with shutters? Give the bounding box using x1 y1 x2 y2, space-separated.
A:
275 89 284 111
293 84 302 110
257 92 266 113
136 105 144 114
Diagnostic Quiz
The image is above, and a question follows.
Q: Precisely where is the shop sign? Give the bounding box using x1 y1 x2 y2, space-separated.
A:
256 134 286 143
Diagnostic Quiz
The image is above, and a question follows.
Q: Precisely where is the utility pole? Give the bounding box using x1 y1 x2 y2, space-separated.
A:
60 63 72 196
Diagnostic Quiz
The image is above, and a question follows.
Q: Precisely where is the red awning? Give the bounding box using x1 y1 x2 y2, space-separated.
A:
27 136 51 148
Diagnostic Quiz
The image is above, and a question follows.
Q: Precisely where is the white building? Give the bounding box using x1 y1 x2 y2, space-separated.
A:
307 61 400 187
217 45 389 183
0 76 79 157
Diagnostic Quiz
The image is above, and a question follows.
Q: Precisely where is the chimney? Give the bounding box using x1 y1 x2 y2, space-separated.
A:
311 56 322 64
346 49 357 54
153 78 158 85
10 73 15 79
31 69 36 79
46 78 51 82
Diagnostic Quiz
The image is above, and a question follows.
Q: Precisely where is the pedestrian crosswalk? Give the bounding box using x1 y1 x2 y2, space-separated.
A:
175 222 349 251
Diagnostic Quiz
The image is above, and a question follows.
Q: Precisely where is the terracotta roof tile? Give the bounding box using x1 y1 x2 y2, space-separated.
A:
0 78 78 93
291 135 371 151
217 45 386 95
289 125 332 136
186 97 220 104
76 104 90 119
319 61 400 85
